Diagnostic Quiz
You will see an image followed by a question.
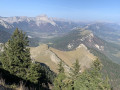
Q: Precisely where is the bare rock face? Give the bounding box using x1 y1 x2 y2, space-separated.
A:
35 15 56 26
0 43 4 52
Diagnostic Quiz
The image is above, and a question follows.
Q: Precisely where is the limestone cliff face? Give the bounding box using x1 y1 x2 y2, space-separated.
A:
30 44 96 73
0 43 4 52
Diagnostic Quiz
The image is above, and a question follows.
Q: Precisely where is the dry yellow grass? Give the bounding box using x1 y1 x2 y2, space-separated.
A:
50 45 96 71
30 44 58 72
30 44 96 73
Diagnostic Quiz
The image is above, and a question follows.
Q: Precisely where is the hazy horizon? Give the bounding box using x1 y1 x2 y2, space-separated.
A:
0 0 120 22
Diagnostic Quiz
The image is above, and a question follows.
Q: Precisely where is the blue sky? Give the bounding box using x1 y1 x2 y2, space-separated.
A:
0 0 120 22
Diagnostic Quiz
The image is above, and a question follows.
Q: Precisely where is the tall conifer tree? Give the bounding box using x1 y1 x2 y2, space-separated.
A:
0 28 31 79
53 61 66 90
71 59 80 78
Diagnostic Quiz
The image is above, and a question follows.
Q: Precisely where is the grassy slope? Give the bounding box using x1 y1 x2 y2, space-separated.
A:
30 44 59 73
50 46 96 71
30 44 96 73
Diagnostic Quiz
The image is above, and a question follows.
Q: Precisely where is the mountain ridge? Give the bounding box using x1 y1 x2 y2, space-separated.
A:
0 15 78 33
30 44 96 73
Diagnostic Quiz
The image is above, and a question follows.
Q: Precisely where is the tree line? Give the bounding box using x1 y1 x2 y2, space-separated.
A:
53 59 111 90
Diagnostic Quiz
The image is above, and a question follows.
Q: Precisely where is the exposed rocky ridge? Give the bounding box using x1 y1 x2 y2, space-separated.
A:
30 44 96 73
51 29 105 51
0 43 4 52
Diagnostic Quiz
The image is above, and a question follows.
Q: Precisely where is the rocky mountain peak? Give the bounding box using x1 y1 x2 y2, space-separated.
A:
35 15 56 26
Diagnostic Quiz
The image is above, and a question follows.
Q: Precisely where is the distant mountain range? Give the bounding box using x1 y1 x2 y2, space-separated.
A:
0 15 79 33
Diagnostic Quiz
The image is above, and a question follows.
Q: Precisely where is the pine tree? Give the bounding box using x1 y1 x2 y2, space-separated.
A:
27 63 40 84
58 60 64 73
69 59 81 90
71 59 80 78
53 61 66 90
74 59 111 90
103 75 111 90
0 28 32 80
